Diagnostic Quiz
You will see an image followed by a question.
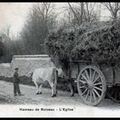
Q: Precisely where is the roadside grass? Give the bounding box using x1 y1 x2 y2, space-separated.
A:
0 95 18 104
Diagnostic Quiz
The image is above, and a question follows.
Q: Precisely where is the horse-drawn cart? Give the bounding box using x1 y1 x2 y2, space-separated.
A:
69 60 120 106
46 20 120 106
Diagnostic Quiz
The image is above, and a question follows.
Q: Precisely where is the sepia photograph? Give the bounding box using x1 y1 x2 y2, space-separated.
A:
0 2 120 117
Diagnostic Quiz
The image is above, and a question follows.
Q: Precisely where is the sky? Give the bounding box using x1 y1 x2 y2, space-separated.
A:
0 3 32 38
0 3 110 39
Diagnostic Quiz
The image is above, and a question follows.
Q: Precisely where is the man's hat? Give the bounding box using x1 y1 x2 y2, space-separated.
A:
15 67 19 70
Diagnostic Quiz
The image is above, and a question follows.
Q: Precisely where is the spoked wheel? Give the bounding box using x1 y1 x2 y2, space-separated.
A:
107 86 120 103
77 65 106 106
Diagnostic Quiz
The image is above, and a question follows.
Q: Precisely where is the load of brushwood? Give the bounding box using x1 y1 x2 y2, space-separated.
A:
45 21 120 70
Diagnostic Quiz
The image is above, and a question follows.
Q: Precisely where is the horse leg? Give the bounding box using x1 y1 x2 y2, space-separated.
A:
49 82 56 97
34 81 39 95
38 84 43 94
52 85 57 97
53 83 57 97
51 69 58 97
68 80 74 97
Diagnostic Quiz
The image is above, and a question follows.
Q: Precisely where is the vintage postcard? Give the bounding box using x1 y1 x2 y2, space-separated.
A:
0 2 120 117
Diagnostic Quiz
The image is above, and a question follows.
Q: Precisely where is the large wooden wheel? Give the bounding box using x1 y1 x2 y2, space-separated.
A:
77 65 106 106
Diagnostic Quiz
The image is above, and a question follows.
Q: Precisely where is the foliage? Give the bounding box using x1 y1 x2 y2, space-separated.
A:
0 40 5 58
0 39 25 63
46 20 120 68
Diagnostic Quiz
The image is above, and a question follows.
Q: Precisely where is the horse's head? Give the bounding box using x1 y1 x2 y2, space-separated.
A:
27 72 33 79
56 67 64 78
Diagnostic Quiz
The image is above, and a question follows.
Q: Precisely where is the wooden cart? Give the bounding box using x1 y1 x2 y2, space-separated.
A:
69 60 120 106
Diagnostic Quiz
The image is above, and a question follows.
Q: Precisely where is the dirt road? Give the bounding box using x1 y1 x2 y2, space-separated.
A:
0 81 120 117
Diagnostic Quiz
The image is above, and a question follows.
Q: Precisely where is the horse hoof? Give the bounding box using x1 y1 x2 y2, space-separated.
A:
36 93 39 95
36 92 42 95
51 94 56 97
70 94 74 97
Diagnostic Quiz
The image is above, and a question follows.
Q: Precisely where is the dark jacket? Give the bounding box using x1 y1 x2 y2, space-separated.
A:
13 72 20 83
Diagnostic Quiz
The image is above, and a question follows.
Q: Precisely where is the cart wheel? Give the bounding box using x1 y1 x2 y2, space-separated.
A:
77 65 106 106
107 86 120 103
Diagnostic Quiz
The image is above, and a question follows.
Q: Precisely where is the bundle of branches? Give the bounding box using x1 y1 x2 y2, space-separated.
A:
45 20 120 69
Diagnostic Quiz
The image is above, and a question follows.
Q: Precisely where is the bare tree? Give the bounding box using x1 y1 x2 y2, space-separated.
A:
31 3 56 31
20 3 57 54
102 2 120 21
67 2 98 26
84 3 97 22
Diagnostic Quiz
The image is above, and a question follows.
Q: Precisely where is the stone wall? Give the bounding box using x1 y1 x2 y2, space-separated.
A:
0 55 55 78
10 54 55 77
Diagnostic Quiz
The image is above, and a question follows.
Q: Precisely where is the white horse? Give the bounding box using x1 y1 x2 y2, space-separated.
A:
29 67 63 97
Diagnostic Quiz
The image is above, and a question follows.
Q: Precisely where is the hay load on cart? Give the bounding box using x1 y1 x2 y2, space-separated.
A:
45 21 120 106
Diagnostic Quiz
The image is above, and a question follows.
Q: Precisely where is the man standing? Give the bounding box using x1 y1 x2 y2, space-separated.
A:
13 68 23 96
